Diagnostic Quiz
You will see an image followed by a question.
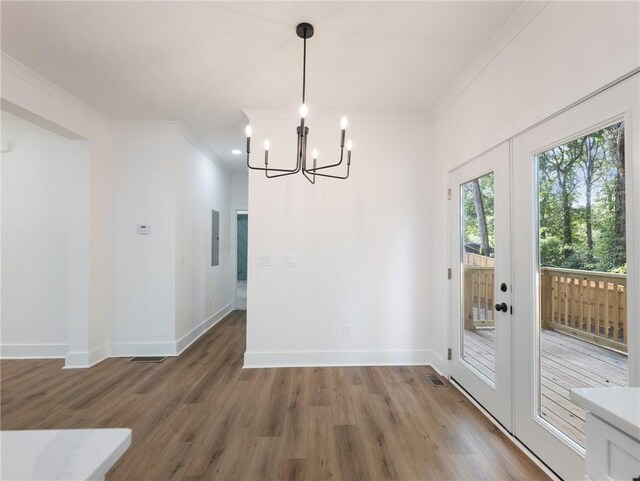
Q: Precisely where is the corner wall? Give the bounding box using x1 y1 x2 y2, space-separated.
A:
174 131 233 352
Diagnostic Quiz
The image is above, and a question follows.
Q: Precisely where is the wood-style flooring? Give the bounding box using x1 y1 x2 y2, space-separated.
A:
1 311 549 480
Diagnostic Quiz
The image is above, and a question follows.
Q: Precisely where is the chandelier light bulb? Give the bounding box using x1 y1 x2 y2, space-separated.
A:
244 23 352 183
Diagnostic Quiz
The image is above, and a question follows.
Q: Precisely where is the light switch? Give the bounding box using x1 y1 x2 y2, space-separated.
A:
137 224 151 235
283 255 296 267
259 254 271 266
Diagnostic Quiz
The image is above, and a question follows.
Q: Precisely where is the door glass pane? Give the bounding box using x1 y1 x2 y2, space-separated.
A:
536 122 628 447
460 172 496 383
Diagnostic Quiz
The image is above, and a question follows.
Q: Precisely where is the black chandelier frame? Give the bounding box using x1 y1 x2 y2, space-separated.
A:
245 22 352 184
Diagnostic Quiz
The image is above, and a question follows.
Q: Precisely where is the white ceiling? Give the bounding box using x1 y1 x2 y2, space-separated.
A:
1 1 523 170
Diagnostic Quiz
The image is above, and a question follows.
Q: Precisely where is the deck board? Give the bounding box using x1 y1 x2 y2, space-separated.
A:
463 328 628 447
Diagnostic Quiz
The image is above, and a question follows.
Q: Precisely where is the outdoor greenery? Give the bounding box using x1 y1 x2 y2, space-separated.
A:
538 122 626 273
462 173 495 257
462 122 626 274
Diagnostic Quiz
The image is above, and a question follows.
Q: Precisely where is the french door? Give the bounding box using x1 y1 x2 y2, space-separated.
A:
449 142 513 430
511 76 638 480
450 75 638 480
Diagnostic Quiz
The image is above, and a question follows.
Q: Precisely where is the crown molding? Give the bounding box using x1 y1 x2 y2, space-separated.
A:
111 120 230 174
1 52 110 128
2 53 229 174
429 1 549 120
242 108 430 124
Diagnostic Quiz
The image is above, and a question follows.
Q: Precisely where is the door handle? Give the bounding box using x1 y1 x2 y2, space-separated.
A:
495 302 508 312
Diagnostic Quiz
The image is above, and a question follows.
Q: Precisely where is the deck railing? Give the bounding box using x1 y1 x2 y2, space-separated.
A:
462 255 628 353
463 265 495 329
540 267 627 353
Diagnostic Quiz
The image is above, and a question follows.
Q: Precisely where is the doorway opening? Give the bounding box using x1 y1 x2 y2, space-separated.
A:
236 211 248 310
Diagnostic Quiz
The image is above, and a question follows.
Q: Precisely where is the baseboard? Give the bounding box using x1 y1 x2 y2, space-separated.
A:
243 349 434 368
430 350 449 378
64 343 110 369
176 303 233 354
1 343 67 359
109 341 178 358
8 306 234 368
91 303 233 362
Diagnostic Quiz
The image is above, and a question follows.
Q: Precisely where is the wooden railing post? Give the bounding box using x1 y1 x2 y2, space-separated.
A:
540 269 552 330
463 266 474 331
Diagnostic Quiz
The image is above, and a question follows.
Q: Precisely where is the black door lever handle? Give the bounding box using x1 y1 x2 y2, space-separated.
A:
495 302 508 312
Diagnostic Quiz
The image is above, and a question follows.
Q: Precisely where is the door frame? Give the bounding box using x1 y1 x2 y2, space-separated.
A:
448 142 513 431
446 72 639 481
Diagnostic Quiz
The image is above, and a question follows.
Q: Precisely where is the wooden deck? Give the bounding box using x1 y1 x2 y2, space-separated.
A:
464 328 628 446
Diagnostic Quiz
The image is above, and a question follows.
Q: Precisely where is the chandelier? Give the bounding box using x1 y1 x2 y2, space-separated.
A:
245 23 352 184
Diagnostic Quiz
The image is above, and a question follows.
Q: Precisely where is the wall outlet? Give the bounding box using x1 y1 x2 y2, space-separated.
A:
341 325 351 338
259 254 271 266
137 224 151 235
283 255 296 267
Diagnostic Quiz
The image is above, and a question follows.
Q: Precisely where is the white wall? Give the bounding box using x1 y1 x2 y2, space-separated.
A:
109 127 178 354
244 111 430 367
174 132 233 352
231 172 248 210
1 118 89 357
428 1 640 373
109 126 234 356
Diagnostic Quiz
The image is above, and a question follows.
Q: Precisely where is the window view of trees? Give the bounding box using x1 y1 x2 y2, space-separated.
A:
461 122 625 274
538 122 625 273
462 173 495 258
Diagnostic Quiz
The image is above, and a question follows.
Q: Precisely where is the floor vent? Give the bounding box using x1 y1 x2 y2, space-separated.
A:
426 373 446 386
130 356 167 363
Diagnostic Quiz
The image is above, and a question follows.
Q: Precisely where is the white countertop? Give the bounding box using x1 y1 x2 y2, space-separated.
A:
0 428 131 481
570 387 640 440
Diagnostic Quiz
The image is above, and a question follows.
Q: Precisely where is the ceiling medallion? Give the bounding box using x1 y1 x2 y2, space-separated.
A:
245 23 352 184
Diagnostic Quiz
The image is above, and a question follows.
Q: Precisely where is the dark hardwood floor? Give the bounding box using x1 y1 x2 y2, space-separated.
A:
1 311 549 480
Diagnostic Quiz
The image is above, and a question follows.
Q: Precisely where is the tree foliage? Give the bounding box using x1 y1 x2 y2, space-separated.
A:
538 122 625 273
462 173 495 257
462 122 626 274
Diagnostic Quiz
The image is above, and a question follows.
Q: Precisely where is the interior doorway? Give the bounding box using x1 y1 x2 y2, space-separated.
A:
236 211 248 310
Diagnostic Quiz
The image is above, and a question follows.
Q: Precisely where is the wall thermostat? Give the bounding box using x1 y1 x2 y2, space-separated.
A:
137 224 151 235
